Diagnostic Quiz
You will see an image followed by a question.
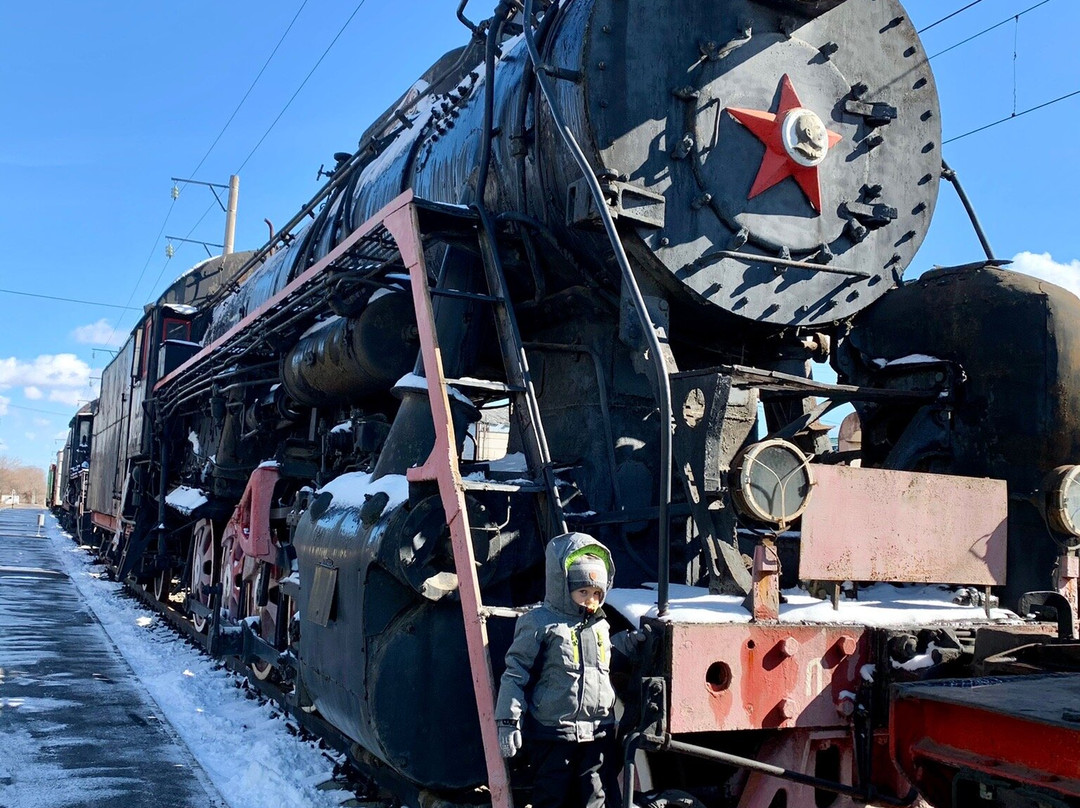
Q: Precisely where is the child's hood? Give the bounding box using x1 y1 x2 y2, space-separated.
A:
543 532 615 617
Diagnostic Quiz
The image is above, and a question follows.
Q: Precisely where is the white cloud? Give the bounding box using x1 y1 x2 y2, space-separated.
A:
0 354 91 391
24 386 42 400
0 396 8 416
70 318 126 348
1010 252 1080 300
33 418 50 427
47 388 91 407
24 432 35 441
53 429 68 441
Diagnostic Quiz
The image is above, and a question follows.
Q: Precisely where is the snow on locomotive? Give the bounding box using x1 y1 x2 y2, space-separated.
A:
61 1 1080 807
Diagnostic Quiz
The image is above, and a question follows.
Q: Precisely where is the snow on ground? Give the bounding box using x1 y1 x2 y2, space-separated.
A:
45 516 347 808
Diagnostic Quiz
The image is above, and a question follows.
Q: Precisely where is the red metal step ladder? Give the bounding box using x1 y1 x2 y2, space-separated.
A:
384 196 566 808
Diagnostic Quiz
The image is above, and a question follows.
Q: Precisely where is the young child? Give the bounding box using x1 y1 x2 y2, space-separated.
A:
494 531 623 808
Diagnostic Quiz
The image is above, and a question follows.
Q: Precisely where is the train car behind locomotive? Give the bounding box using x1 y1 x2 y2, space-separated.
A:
62 1 1080 807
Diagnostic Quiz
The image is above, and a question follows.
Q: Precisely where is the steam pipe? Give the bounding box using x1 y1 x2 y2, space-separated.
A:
941 159 995 261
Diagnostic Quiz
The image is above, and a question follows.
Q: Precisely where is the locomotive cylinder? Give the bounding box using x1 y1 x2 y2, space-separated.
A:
280 292 419 408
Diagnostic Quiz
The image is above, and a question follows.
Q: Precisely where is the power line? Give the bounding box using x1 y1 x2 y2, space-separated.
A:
918 0 987 34
100 197 177 351
0 288 141 311
148 199 219 294
150 1 370 291
944 88 1080 144
3 403 74 418
235 0 371 174
187 0 311 180
108 2 312 341
929 0 1053 60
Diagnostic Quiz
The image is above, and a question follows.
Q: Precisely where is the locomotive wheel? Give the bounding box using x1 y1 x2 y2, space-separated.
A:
248 563 281 682
218 525 243 619
188 518 217 633
152 567 173 602
251 656 274 680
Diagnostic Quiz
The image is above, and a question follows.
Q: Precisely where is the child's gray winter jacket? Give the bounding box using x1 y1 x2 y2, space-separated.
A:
494 532 619 742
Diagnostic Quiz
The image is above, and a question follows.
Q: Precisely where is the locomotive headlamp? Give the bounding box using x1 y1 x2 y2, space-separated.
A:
731 439 814 528
1043 465 1080 539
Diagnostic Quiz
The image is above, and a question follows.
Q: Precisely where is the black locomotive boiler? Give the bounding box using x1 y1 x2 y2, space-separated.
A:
60 1 1080 807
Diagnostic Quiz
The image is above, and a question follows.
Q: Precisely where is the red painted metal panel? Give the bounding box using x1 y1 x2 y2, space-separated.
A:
799 465 1007 585
668 623 867 733
891 674 1080 803
91 511 118 533
228 464 280 561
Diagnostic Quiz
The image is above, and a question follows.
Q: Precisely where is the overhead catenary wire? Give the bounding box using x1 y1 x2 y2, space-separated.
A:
149 199 220 296
0 288 141 311
98 197 178 349
159 0 374 281
929 0 1052 61
3 403 77 418
233 0 371 175
102 2 315 348
918 0 987 34
187 0 311 180
944 88 1080 144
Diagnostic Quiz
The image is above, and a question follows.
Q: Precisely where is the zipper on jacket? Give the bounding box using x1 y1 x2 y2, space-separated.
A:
574 622 586 727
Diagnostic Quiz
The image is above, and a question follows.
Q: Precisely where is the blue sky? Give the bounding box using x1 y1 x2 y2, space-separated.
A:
1 0 1077 468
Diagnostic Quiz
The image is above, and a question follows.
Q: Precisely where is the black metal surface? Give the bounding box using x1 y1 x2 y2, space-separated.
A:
280 293 419 408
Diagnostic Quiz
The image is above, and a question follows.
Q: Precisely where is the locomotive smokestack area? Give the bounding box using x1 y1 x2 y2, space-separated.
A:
49 1 1080 807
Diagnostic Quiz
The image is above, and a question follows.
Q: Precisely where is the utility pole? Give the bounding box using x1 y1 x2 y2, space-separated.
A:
224 174 239 255
169 175 240 256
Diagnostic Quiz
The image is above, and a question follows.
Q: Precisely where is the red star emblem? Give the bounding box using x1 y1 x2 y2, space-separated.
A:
726 74 843 213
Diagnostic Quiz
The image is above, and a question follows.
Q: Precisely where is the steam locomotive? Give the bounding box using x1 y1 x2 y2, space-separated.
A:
56 1 1080 806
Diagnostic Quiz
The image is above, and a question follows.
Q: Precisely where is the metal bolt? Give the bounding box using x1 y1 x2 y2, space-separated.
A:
659 237 670 247
836 695 856 718
598 61 607 70
779 699 798 721
837 635 857 656
602 24 611 33
778 636 800 658
600 100 609 108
